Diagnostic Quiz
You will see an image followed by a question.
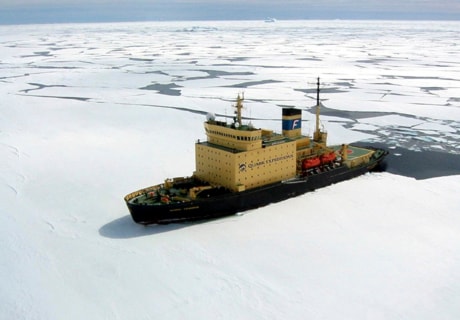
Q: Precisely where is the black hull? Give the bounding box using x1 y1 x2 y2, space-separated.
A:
126 151 387 225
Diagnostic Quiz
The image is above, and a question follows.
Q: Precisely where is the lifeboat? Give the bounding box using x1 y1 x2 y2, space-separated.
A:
321 151 336 164
302 157 321 170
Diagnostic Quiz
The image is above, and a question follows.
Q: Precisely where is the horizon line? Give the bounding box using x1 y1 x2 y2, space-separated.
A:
2 17 459 27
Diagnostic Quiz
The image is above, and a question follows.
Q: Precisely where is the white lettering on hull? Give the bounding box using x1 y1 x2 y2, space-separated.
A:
239 154 294 171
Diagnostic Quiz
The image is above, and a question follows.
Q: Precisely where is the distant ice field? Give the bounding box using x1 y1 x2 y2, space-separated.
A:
1 20 460 177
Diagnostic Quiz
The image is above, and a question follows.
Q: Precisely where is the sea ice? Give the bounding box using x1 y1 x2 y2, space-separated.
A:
1 20 460 320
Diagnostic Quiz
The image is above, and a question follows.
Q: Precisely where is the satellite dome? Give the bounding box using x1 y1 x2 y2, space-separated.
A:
206 112 216 122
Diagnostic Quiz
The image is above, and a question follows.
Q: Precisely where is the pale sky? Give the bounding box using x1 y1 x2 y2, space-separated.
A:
1 0 459 24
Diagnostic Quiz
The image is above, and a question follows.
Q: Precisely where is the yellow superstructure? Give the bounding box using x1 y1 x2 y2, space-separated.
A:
195 136 297 192
195 95 321 192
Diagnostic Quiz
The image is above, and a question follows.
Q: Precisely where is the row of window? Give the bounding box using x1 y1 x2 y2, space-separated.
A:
206 128 260 141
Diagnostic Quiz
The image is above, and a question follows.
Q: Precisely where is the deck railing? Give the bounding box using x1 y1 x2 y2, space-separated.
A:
124 185 159 202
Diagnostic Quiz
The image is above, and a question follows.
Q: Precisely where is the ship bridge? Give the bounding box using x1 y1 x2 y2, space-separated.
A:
204 121 263 151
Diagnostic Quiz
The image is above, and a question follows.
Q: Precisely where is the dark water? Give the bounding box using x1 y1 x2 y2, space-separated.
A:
355 142 460 180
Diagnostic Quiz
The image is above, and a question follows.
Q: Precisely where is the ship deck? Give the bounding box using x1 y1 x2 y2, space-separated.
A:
332 145 374 160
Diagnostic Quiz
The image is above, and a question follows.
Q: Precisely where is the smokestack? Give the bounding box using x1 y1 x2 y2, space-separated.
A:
282 108 302 138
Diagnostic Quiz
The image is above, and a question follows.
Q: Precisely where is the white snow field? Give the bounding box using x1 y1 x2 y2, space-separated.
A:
1 20 460 319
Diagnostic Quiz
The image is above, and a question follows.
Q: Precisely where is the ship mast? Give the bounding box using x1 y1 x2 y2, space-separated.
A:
234 93 244 127
316 77 320 135
313 77 322 142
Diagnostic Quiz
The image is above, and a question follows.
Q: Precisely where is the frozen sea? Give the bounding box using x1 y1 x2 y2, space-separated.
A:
1 20 460 319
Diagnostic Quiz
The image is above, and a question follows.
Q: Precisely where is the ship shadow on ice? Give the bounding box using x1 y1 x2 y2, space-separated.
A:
99 215 192 239
100 213 244 238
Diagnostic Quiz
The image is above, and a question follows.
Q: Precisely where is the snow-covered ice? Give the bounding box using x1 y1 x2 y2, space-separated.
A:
1 20 460 319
